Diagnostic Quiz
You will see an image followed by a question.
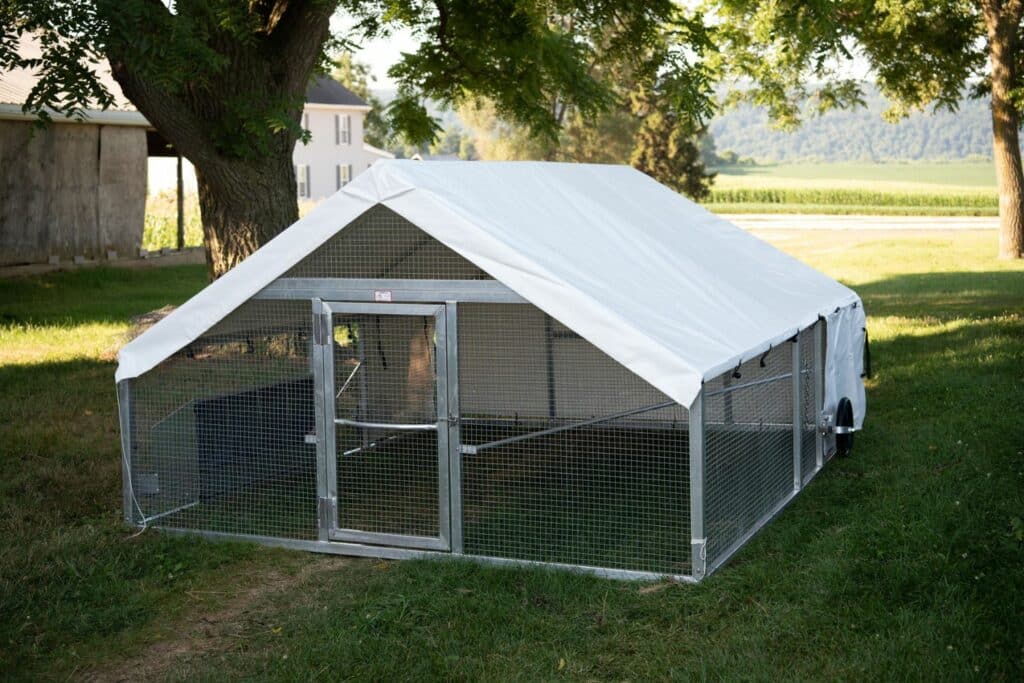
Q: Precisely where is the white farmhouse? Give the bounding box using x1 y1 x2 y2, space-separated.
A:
293 75 394 200
148 75 393 199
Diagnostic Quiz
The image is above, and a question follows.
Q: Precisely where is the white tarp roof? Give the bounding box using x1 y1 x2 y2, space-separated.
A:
118 160 865 420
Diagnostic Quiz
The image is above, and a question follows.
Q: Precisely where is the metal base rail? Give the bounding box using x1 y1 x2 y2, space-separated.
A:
460 400 677 455
156 525 698 583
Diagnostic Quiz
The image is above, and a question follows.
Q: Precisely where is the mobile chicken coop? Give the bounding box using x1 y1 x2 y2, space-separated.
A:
116 161 866 582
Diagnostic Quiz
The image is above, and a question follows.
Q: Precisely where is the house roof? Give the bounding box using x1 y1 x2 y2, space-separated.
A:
305 74 369 107
116 160 865 414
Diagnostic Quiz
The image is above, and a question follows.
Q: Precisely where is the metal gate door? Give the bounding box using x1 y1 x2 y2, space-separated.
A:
317 302 450 550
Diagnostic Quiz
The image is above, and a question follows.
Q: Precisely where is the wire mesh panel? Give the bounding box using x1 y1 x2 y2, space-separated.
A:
286 204 490 279
127 300 318 539
457 303 690 575
703 345 795 565
329 311 442 540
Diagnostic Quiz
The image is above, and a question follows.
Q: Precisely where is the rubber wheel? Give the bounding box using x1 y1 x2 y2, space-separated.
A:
835 397 854 457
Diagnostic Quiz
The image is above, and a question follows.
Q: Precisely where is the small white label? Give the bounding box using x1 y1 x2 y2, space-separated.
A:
374 290 393 302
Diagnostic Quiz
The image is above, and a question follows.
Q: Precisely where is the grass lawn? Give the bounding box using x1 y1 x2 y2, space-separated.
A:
1 231 1023 680
710 161 999 216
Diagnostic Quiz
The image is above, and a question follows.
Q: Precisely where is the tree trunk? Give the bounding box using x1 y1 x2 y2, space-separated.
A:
194 152 299 278
983 0 1024 259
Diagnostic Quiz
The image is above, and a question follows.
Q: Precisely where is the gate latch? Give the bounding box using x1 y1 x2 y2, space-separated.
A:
819 410 834 435
447 413 459 427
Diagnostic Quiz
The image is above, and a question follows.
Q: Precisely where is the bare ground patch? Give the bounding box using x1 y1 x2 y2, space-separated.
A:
85 555 354 683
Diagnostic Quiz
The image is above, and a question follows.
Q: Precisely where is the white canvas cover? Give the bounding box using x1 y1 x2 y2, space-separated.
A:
117 160 866 426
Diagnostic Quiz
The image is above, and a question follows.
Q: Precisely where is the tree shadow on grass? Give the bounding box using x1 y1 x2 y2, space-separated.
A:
854 270 1024 320
0 264 207 327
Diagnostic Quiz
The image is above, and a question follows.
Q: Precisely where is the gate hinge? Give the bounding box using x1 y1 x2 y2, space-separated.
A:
318 495 337 528
313 313 330 346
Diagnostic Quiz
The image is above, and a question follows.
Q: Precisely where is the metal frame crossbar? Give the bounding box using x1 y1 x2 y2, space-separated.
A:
459 400 678 455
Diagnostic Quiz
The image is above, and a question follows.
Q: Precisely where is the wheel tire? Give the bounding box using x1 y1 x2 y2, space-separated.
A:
835 397 855 457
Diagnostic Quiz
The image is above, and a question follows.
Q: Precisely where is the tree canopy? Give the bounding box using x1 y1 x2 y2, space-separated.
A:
706 0 1024 257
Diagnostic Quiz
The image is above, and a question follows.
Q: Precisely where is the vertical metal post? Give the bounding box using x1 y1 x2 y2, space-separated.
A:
434 307 451 549
445 301 463 554
543 314 556 419
688 389 706 580
311 298 330 541
792 335 802 491
117 380 134 525
176 154 185 251
356 317 369 448
814 321 824 470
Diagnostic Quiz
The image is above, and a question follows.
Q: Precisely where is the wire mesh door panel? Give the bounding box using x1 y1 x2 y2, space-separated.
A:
322 303 450 550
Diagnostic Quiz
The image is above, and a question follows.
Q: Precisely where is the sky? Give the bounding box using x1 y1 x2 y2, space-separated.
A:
331 14 417 90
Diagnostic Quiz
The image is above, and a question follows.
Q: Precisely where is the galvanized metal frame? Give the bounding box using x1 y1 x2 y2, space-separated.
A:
792 336 802 492
159 526 699 584
444 301 463 554
814 321 825 470
312 298 331 541
256 278 527 304
460 400 677 455
117 380 134 525
688 389 705 580
116 269 843 584
319 301 451 552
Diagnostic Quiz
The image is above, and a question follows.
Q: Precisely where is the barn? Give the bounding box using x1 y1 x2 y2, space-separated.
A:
0 46 150 267
116 160 867 582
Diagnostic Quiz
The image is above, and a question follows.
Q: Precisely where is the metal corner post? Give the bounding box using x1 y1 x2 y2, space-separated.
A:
117 379 134 525
814 321 824 470
445 301 463 555
688 389 706 580
434 306 452 550
311 298 331 542
792 334 802 491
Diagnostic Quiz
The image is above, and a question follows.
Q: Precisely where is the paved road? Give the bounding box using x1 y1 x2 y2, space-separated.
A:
721 213 998 230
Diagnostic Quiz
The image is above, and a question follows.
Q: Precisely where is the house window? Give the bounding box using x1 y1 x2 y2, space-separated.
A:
336 163 352 189
337 114 351 144
296 165 311 198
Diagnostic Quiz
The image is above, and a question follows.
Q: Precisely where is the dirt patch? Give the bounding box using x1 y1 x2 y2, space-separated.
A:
86 555 351 683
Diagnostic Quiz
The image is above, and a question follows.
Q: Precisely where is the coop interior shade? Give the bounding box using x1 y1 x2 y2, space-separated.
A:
117 160 865 422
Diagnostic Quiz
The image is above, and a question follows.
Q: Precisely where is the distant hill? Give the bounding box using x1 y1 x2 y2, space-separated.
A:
372 85 995 164
709 87 993 163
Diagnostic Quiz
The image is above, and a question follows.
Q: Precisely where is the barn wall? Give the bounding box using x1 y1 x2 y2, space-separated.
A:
0 120 147 266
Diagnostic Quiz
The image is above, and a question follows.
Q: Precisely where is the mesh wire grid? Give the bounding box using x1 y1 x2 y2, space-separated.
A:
703 341 795 565
457 304 691 575
286 204 490 280
127 299 318 539
330 312 441 538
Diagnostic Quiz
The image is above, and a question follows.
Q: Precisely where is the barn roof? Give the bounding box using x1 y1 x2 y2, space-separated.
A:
117 160 863 411
2 37 369 121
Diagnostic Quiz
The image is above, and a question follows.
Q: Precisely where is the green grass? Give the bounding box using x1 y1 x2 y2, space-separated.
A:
143 191 204 251
715 161 997 187
709 203 998 216
1 232 1023 680
142 193 320 251
709 161 999 215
